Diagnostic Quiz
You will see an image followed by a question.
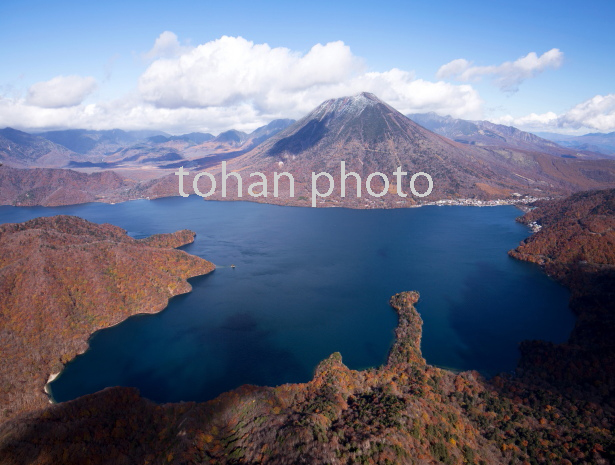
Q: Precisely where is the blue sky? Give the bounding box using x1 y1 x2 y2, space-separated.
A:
1 0 614 134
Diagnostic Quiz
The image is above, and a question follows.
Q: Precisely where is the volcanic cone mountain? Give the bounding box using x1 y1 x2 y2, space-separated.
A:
226 92 615 202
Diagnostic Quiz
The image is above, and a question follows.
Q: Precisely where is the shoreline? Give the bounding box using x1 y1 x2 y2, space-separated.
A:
5 196 543 416
1 188 553 210
44 372 60 404
31 200 543 410
38 271 213 407
0 217 215 421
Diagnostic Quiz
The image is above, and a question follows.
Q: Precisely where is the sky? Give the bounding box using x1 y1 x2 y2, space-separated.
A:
0 0 614 135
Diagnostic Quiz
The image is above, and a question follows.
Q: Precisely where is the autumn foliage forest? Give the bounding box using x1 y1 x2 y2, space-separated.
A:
0 190 614 464
0 216 214 420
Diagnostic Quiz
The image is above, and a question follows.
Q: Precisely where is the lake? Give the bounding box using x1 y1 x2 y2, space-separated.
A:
0 197 574 403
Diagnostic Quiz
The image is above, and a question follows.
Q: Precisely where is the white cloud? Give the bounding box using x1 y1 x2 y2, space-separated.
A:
349 69 482 118
0 94 263 135
137 35 483 121
435 59 471 81
492 94 615 133
138 36 363 110
143 31 190 60
26 75 98 108
437 49 564 92
558 94 615 132
493 112 559 130
1 34 484 133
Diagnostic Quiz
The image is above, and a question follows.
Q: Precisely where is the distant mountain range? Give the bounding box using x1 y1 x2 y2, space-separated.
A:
2 93 615 207
38 129 169 155
535 131 615 156
0 128 74 168
409 111 615 158
407 112 606 159
0 120 296 170
157 119 296 170
146 132 214 145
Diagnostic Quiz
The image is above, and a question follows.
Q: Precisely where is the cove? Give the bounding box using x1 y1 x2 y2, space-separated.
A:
0 198 575 404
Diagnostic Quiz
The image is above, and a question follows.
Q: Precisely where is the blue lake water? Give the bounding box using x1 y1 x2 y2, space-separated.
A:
0 198 574 403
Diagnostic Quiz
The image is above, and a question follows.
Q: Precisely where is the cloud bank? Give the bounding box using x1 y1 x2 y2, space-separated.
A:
437 49 564 92
494 94 615 133
138 35 482 118
1 36 612 134
26 75 98 108
0 34 482 134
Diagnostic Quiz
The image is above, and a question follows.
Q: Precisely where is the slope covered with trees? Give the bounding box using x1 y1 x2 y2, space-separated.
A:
0 216 214 420
1 190 614 464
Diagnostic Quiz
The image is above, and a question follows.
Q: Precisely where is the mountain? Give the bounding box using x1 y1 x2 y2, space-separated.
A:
0 127 76 168
187 119 295 153
0 166 136 206
3 95 615 208
232 93 499 199
248 118 296 146
38 129 169 155
0 119 298 171
205 120 297 149
535 131 615 156
212 129 249 146
158 119 297 170
147 132 215 145
408 112 603 159
203 92 615 206
65 120 296 170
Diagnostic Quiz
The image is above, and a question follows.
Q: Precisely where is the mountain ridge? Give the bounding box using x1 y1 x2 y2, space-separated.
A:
407 112 606 159
0 128 76 168
536 131 615 156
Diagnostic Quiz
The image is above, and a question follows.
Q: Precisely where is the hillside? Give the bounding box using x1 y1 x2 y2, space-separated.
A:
510 188 615 267
407 112 602 159
536 132 615 156
0 128 76 168
0 216 215 421
0 166 136 206
509 189 615 393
